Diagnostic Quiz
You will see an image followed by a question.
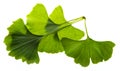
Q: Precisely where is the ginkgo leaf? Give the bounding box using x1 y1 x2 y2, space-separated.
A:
61 18 115 67
38 6 84 53
45 19 59 34
26 4 48 35
58 26 84 40
4 19 41 64
4 18 27 50
62 37 115 67
4 4 85 64
49 5 66 24
49 5 84 40
38 33 63 53
37 18 64 53
38 19 63 53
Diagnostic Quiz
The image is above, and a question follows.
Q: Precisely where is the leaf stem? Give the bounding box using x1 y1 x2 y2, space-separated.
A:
58 16 85 30
46 16 86 35
84 17 89 38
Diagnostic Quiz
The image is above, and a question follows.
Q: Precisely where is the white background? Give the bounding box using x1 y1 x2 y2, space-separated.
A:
0 0 120 71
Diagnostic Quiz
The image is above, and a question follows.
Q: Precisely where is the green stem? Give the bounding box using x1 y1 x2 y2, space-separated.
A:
46 16 86 35
84 17 89 38
58 16 85 30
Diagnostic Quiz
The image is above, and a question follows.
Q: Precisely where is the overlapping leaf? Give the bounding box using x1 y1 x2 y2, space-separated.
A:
62 37 115 67
4 19 41 64
4 3 114 66
49 6 84 40
38 5 84 53
26 4 48 35
4 4 84 63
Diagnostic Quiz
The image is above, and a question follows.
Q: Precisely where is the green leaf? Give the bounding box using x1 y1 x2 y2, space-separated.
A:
4 4 85 64
49 5 84 40
49 5 66 24
38 6 84 53
26 4 48 35
37 18 64 53
45 19 59 34
61 37 115 67
57 26 84 40
38 33 63 53
4 19 41 64
4 18 27 50
8 18 27 35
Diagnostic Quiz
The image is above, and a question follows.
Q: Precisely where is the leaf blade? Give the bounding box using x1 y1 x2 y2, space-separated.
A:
62 38 115 67
38 33 63 53
58 26 84 40
26 4 48 35
4 19 41 64
49 5 66 24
